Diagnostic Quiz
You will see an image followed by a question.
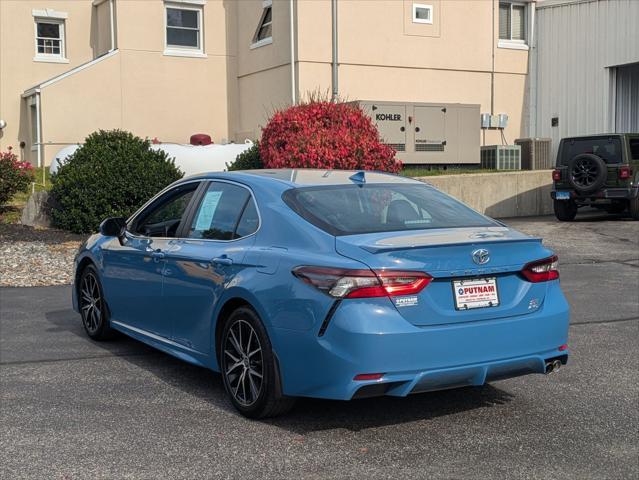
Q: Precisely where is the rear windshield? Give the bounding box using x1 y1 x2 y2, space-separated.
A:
282 184 496 236
558 137 623 165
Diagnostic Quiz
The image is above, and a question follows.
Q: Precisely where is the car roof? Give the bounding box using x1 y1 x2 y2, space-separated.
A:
561 133 638 141
182 169 422 188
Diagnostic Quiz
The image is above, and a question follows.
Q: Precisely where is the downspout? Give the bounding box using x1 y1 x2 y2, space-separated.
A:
529 1 537 136
491 0 495 116
35 91 42 170
290 0 296 104
109 0 116 51
331 0 338 102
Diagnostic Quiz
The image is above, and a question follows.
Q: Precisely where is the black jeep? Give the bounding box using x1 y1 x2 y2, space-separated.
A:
551 134 639 221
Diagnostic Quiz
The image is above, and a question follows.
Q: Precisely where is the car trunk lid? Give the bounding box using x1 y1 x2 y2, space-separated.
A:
336 226 555 326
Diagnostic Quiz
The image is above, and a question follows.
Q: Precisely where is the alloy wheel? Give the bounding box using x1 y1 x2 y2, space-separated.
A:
571 158 598 188
223 319 264 407
80 272 103 334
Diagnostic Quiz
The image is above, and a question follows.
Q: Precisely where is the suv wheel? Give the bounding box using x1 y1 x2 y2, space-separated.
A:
630 196 639 220
568 154 607 194
554 199 578 221
220 307 296 418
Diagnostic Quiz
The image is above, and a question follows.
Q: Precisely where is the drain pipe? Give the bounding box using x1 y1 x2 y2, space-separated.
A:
490 0 495 116
331 0 338 102
35 91 42 170
290 0 296 104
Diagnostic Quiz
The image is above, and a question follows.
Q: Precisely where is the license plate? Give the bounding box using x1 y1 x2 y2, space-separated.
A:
453 277 499 310
556 191 571 200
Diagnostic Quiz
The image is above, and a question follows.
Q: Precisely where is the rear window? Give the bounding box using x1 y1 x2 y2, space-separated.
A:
558 137 623 165
282 184 496 236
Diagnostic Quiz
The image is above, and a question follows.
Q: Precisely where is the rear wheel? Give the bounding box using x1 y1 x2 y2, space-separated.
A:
553 199 578 221
78 265 116 340
220 307 296 418
604 202 627 214
630 196 639 220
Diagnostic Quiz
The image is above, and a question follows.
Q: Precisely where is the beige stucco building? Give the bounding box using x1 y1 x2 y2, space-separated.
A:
0 0 536 167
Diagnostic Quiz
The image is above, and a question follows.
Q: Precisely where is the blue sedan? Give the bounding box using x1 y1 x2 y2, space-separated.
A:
73 169 570 418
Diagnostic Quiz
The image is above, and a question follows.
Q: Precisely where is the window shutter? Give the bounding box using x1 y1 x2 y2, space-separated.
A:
512 5 525 40
499 3 510 40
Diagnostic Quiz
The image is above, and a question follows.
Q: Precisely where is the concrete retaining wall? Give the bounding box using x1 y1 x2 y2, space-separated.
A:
414 170 554 218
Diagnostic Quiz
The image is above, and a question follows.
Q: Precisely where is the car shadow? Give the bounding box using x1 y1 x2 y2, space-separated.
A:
45 308 515 430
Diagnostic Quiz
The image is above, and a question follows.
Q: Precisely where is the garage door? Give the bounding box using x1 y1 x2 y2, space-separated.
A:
615 62 639 133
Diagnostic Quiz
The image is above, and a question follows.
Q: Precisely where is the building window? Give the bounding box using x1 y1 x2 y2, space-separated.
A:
165 2 204 56
251 0 272 49
34 19 66 61
412 4 433 24
499 2 526 43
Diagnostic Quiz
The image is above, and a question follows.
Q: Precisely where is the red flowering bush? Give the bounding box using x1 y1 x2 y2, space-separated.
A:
0 147 35 206
260 101 401 173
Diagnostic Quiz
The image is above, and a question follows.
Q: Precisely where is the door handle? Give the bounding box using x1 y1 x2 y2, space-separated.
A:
212 256 233 266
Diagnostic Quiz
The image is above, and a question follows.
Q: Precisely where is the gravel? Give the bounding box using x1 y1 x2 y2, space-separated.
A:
0 224 84 287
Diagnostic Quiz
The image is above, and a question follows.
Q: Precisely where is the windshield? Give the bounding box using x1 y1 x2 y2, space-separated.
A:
283 184 496 236
558 137 623 165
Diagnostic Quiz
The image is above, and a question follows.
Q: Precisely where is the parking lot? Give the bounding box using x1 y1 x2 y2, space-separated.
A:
1 211 637 479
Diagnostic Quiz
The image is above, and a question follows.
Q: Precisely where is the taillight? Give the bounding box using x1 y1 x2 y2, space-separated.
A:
619 166 632 179
521 255 559 282
292 266 431 299
552 169 562 182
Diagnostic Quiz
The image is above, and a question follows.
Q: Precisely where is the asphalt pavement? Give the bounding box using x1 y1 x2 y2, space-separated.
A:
1 211 638 479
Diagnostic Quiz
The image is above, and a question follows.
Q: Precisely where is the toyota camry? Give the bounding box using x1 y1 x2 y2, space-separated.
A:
73 169 570 418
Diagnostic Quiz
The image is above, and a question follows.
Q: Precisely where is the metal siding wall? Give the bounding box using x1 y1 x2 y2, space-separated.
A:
533 0 639 160
615 62 639 132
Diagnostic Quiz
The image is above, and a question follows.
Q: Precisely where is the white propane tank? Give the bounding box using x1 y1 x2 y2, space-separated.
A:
150 140 254 176
49 140 254 176
49 144 81 175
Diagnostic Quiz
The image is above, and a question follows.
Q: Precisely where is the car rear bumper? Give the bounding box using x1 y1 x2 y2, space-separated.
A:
551 187 639 201
272 283 570 400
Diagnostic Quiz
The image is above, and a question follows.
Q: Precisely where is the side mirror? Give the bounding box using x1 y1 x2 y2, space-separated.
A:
99 217 127 244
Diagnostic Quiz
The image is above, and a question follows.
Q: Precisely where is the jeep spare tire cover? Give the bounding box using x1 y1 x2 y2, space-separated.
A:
567 153 607 194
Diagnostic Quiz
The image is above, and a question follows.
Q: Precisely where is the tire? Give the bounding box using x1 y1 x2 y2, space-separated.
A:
78 265 116 341
630 196 639 220
553 199 578 221
567 154 607 194
220 307 296 418
603 202 627 214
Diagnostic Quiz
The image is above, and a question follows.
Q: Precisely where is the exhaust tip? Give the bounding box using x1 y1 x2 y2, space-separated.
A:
545 359 563 374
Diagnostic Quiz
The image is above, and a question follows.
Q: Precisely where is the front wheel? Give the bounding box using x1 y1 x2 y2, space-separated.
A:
78 265 116 340
553 199 578 221
220 307 296 418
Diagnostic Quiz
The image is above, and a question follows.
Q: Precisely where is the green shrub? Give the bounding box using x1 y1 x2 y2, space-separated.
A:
0 148 35 206
50 130 183 233
227 142 263 171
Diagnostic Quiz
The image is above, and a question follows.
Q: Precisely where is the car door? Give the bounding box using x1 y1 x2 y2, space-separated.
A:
162 181 259 355
100 181 202 338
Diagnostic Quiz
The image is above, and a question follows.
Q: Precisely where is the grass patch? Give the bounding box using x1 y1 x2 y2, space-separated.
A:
1 167 51 224
401 167 501 177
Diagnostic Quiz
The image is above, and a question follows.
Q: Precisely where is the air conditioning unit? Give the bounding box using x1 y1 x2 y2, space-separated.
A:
515 137 552 170
480 145 521 170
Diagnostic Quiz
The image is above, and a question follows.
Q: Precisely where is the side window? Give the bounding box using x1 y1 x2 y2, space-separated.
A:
630 139 639 161
235 199 259 238
189 182 257 240
133 185 197 238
